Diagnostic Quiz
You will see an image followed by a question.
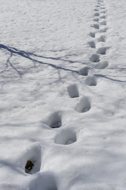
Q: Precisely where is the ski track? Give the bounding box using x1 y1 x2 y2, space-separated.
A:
0 0 126 189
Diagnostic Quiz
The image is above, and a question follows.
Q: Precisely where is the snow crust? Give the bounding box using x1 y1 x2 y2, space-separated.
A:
0 0 126 189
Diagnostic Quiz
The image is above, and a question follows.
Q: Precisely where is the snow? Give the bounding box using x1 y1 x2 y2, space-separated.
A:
0 0 126 189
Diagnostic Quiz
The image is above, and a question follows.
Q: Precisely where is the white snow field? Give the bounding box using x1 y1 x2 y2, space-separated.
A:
0 0 126 189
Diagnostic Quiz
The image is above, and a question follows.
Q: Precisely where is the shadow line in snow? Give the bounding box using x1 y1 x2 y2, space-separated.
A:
0 44 78 77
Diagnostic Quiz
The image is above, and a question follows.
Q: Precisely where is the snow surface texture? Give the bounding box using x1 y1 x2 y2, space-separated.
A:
0 0 126 189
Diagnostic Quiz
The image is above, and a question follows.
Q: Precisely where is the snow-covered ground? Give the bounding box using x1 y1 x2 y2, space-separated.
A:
0 0 126 189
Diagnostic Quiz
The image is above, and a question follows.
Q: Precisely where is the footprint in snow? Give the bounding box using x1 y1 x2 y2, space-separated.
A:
78 66 91 76
97 35 106 42
88 41 96 48
92 23 99 29
100 15 106 19
85 76 97 86
55 129 77 145
44 111 62 128
94 8 99 11
89 32 96 38
97 47 108 55
17 142 41 174
100 27 107 33
100 20 107 25
94 12 100 17
67 84 79 98
100 10 106 14
90 54 100 62
95 61 108 69
75 97 91 113
93 18 99 22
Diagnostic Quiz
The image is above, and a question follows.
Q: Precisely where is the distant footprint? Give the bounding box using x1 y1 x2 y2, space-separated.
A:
97 47 107 55
100 20 107 25
89 32 96 38
94 12 100 17
94 8 99 11
88 41 96 48
100 27 107 33
93 18 99 22
78 66 91 76
95 61 108 69
100 10 106 14
90 54 100 62
55 129 77 145
97 35 106 42
67 84 79 98
75 97 91 113
92 23 99 29
85 76 97 86
100 15 106 19
101 7 106 9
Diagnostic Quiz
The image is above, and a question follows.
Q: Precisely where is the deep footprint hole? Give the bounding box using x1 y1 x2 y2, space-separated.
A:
75 97 91 113
67 84 79 98
47 112 62 128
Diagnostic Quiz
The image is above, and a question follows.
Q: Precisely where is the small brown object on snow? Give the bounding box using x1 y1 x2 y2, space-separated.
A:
25 160 34 171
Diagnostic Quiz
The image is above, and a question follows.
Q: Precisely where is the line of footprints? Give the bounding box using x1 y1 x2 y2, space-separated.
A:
23 0 109 188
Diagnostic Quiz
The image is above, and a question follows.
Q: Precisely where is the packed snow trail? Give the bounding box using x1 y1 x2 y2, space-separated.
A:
0 0 126 189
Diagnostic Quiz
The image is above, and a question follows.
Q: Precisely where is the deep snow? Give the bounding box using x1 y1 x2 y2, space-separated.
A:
0 0 126 189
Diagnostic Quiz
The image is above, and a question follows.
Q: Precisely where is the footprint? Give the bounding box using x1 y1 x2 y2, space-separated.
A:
55 129 77 145
100 15 106 19
94 8 99 11
95 61 108 69
92 23 99 29
88 41 96 48
94 12 100 16
97 47 107 55
45 111 62 128
78 66 90 76
67 84 79 98
85 76 97 86
75 97 91 113
100 20 107 25
90 54 100 62
100 10 106 14
100 28 107 33
101 7 106 9
93 18 99 22
89 32 96 38
17 142 41 174
97 35 106 42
